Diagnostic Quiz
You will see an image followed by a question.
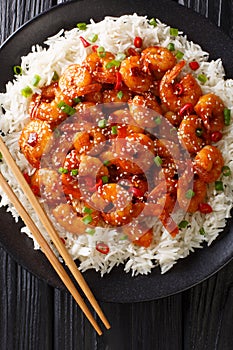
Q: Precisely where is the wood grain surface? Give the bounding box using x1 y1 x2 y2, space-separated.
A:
0 1 233 349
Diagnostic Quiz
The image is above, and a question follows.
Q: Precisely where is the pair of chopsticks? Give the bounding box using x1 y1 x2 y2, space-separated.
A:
0 136 110 335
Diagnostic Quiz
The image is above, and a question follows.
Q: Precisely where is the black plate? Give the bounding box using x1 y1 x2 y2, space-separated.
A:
0 0 232 303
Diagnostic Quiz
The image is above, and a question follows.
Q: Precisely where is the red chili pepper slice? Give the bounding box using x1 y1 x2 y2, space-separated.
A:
31 185 40 196
60 237 66 245
27 132 38 146
129 187 144 198
134 36 143 48
23 172 31 184
211 131 222 142
174 83 184 96
189 61 200 71
114 72 122 90
179 103 194 117
96 242 110 254
127 47 140 56
79 36 91 48
89 178 103 192
92 45 99 52
117 125 127 138
198 203 213 214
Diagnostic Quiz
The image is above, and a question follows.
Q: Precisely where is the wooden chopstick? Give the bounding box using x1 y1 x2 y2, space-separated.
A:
0 136 110 332
0 171 103 335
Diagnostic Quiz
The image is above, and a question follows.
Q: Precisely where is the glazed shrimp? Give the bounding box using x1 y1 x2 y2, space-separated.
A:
141 46 176 79
60 149 82 199
30 168 63 202
177 173 207 213
160 60 202 113
194 93 225 132
73 127 106 155
114 132 155 174
90 183 132 226
29 83 70 126
19 119 53 168
178 114 209 154
59 64 101 99
194 145 224 183
128 93 163 128
85 51 119 84
52 203 100 235
119 56 154 93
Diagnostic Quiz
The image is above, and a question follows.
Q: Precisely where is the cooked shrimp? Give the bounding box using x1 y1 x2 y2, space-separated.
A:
59 64 101 99
91 183 132 226
141 46 176 79
19 119 53 168
194 93 225 132
73 127 106 155
114 132 155 174
60 149 82 199
52 203 100 235
29 83 71 126
194 145 224 183
102 89 132 103
178 114 209 154
128 93 163 128
164 111 183 127
30 168 63 202
160 60 202 113
78 155 108 178
177 173 207 213
119 56 154 93
85 51 119 84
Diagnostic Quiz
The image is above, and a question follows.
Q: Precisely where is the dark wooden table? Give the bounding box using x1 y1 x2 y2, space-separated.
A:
0 1 233 349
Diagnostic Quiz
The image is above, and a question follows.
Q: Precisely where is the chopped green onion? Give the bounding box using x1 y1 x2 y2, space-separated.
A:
167 43 175 51
98 119 107 128
111 125 118 135
52 71 59 81
73 97 81 104
32 74 41 87
82 206 93 214
13 65 23 75
117 91 123 100
102 175 109 184
82 215 93 225
21 86 33 98
224 108 231 126
154 155 163 167
178 220 189 229
119 235 128 240
105 60 121 69
195 128 203 137
58 167 69 174
222 165 231 177
199 227 205 235
0 152 2 161
170 27 179 36
103 160 110 166
97 46 106 58
115 52 126 61
77 22 87 30
198 74 208 84
88 33 98 42
215 180 224 191
149 18 157 27
176 50 184 59
57 101 76 115
185 189 195 199
85 227 96 235
154 116 161 125
71 169 79 176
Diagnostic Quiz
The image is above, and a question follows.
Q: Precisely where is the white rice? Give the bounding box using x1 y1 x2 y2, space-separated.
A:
0 14 232 275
